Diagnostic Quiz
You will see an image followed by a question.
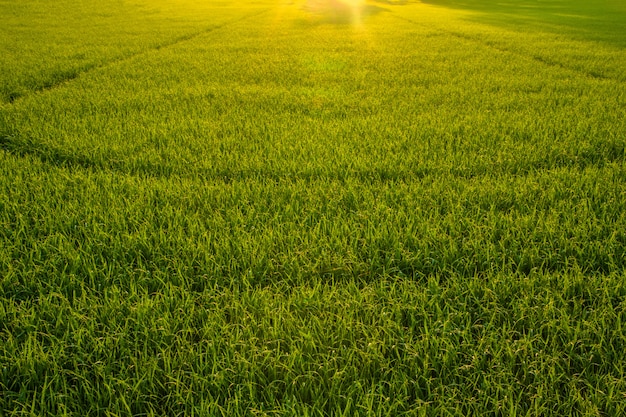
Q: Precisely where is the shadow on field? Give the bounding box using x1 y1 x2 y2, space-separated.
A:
2 131 624 184
420 0 626 47
0 134 101 172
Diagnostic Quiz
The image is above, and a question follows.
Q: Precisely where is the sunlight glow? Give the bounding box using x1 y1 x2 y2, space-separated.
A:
305 0 368 25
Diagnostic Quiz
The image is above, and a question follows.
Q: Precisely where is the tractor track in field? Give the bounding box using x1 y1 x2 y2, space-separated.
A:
393 15 621 83
1 128 622 183
1 8 272 106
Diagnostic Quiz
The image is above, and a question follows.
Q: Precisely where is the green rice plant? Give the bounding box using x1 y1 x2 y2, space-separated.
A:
1 0 625 415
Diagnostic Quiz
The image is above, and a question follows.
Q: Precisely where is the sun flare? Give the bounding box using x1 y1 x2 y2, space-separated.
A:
304 0 368 25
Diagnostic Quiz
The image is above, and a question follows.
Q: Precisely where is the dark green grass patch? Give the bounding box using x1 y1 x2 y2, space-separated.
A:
3 262 626 415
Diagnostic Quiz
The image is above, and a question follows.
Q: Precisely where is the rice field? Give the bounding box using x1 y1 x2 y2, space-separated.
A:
1 0 626 415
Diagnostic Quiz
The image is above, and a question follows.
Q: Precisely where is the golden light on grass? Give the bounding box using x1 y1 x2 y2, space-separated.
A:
305 0 368 25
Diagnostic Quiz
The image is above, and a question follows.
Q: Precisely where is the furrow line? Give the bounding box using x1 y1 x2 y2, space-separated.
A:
394 15 620 83
3 8 272 106
1 130 620 183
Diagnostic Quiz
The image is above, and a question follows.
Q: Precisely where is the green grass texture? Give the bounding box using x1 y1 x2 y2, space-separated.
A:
1 0 626 415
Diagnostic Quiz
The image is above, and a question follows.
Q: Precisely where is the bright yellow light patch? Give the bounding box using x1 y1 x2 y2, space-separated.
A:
304 0 369 25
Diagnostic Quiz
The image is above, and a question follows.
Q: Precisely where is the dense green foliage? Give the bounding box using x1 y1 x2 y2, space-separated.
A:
1 0 625 415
